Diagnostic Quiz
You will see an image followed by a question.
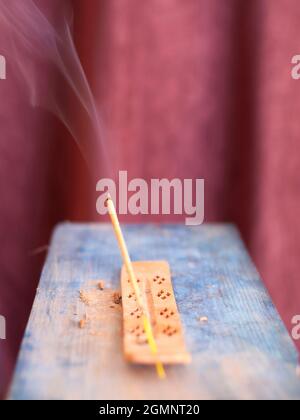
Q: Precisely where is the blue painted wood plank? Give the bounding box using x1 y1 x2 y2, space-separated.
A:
9 223 300 400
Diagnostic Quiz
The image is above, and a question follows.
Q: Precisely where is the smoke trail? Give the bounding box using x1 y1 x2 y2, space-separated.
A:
0 0 111 179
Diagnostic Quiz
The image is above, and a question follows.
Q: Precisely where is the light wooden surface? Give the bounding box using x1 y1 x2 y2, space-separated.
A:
121 261 191 364
9 223 300 400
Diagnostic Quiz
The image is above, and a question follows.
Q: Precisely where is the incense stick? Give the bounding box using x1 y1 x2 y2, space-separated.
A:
105 194 166 379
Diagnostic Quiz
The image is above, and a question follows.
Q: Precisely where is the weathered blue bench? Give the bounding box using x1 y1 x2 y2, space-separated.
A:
9 223 300 400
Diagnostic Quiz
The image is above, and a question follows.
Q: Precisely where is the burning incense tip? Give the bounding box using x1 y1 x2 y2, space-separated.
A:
104 193 113 208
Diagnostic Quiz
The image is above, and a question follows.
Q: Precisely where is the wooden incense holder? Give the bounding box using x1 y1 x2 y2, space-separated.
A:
121 260 191 365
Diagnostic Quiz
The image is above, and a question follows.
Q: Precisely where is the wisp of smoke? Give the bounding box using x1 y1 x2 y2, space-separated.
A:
0 0 111 179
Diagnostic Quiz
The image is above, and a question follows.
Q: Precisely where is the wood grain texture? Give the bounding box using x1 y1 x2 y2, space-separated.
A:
121 261 191 364
9 223 300 400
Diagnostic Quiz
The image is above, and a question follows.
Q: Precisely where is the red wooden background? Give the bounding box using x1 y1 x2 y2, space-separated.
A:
1 0 300 396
